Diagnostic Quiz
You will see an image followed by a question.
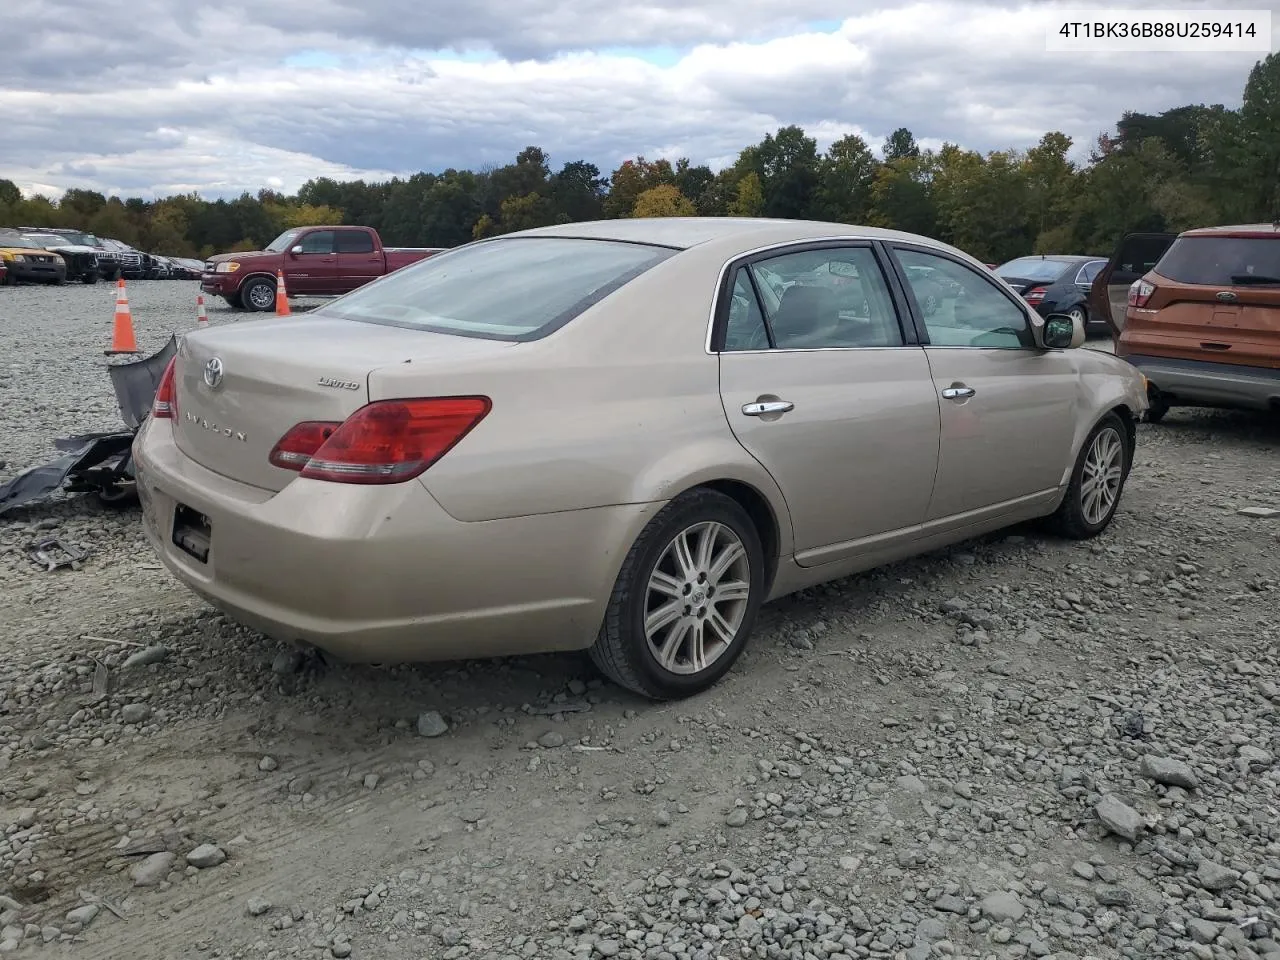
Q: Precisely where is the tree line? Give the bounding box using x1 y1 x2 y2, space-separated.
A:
2 53 1277 266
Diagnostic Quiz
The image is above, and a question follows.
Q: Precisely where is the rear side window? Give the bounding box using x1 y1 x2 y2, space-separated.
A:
1155 236 1280 286
996 258 1072 283
335 230 375 254
324 236 676 340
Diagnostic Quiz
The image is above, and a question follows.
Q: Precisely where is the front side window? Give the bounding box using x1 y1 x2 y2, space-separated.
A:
727 246 904 350
299 231 335 254
896 248 1033 349
324 236 676 341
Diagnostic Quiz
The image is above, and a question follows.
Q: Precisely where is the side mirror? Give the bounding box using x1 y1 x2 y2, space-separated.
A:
1042 312 1085 349
290 245 304 255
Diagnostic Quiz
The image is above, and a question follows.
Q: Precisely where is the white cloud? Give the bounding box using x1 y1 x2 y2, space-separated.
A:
0 0 1271 199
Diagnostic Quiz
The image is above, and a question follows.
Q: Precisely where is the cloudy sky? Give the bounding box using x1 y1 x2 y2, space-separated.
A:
1 0 1274 200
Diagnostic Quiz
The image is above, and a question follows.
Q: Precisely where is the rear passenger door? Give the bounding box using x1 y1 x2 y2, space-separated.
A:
334 229 384 292
715 242 941 568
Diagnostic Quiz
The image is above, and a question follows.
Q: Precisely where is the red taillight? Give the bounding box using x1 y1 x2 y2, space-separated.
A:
152 357 177 419
1023 286 1047 305
276 397 491 485
269 421 342 471
1128 279 1155 308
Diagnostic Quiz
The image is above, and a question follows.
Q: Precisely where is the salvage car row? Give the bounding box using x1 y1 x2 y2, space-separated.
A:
0 225 202 285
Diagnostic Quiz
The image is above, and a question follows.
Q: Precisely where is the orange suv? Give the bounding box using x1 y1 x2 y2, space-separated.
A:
1100 224 1280 422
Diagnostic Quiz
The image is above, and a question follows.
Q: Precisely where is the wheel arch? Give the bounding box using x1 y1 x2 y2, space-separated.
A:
236 271 279 306
694 478 783 594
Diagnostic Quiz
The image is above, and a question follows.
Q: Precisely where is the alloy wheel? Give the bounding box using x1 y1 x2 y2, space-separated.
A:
1080 427 1124 525
643 521 752 675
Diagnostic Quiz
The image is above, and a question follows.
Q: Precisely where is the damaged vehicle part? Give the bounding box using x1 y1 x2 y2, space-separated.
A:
0 336 177 516
26 536 90 571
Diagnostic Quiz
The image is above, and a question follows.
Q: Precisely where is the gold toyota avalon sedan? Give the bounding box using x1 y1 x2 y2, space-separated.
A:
132 217 1148 700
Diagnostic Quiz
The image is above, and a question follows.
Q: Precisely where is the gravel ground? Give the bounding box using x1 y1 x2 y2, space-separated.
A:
1 281 1279 960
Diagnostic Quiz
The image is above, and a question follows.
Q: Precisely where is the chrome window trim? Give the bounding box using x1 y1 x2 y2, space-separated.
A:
703 234 955 356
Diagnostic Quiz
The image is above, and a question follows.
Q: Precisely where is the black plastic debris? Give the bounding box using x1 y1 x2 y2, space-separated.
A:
26 536 90 571
0 335 177 517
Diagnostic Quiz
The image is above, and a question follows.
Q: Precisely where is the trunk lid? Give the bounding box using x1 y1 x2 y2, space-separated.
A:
174 316 514 491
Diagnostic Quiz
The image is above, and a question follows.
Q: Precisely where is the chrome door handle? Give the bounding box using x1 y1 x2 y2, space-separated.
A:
742 400 794 416
940 386 975 400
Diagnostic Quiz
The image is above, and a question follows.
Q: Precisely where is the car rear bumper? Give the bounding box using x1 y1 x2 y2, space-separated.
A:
1123 354 1280 411
132 418 657 663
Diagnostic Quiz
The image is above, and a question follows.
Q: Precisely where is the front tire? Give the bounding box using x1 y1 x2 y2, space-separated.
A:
1046 412 1130 539
590 488 766 700
240 277 276 312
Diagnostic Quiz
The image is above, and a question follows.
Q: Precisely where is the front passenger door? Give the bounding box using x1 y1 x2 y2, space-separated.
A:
889 245 1079 527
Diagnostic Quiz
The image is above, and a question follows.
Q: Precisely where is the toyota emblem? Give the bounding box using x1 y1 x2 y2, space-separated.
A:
203 357 224 389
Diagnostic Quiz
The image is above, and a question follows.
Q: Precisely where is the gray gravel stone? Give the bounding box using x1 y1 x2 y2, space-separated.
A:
416 711 449 737
64 905 99 927
121 702 151 724
1197 859 1241 891
1138 754 1199 789
1189 918 1222 944
123 645 170 668
186 844 227 868
981 891 1026 923
131 852 175 887
1095 793 1144 841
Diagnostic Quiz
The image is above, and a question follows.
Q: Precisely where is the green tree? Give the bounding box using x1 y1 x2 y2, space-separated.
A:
730 172 765 216
739 126 820 218
869 153 937 236
631 184 696 217
814 134 878 224
546 160 607 222
1235 52 1280 218
882 127 920 161
494 192 556 233
1023 132 1078 245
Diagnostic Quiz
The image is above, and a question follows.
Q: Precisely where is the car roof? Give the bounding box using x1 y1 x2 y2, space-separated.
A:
507 216 966 254
1179 223 1280 239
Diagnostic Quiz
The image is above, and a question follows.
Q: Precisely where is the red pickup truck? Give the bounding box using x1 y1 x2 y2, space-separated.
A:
201 225 445 312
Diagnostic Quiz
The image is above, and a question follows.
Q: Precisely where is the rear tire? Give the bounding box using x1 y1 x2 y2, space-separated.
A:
1145 391 1170 423
1046 412 1130 540
589 488 766 700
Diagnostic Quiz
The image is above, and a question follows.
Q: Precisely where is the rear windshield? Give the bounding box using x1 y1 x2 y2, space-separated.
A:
996 258 1074 282
323 236 677 341
1155 235 1280 286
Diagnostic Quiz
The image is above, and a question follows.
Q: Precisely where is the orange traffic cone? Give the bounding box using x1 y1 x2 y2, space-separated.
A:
275 270 291 316
196 293 208 328
105 277 140 355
